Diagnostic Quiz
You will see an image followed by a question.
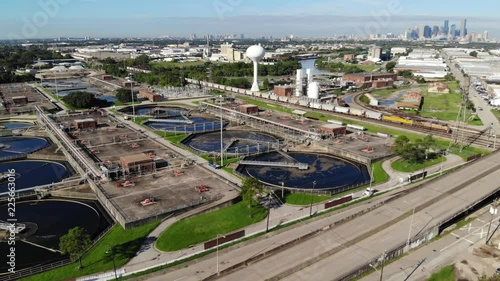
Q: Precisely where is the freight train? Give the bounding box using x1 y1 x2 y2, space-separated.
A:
186 79 451 134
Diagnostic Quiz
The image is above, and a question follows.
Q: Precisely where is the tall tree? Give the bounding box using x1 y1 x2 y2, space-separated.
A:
240 177 263 217
59 227 92 269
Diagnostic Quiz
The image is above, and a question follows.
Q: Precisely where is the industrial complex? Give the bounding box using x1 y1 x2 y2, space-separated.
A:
0 11 500 281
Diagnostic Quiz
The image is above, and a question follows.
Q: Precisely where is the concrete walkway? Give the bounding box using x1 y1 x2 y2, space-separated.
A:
76 117 467 281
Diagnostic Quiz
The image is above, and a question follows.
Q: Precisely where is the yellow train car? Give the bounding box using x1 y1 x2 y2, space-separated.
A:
382 115 414 125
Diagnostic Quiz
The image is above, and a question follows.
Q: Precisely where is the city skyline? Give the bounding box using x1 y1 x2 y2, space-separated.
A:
1 0 500 39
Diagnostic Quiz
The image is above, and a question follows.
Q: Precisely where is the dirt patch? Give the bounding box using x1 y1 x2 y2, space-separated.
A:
454 235 500 281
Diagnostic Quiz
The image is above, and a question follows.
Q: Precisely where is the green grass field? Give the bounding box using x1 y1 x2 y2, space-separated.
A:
427 265 455 281
155 202 267 251
357 64 380 72
372 161 389 184
285 193 334 205
370 88 400 98
21 222 160 281
391 156 445 173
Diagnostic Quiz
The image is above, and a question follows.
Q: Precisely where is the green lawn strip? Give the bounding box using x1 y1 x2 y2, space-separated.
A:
285 193 334 205
490 108 500 120
21 222 160 281
427 265 455 281
372 161 389 184
391 156 445 173
153 131 190 144
132 117 150 125
155 202 268 252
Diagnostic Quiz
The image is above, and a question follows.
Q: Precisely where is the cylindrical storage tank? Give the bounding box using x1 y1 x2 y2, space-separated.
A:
307 82 320 99
306 68 313 83
296 69 304 97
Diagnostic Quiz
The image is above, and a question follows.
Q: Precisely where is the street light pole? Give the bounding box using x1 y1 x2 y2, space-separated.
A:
129 75 135 122
407 206 416 247
379 252 386 281
309 181 316 217
216 234 225 275
486 203 498 245
281 181 285 199
220 95 223 167
106 247 118 281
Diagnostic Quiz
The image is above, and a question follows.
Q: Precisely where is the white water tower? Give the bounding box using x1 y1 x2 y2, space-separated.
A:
246 45 266 92
307 82 320 100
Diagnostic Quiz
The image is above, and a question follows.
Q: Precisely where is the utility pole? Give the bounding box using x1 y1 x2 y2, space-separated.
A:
379 251 386 281
486 201 498 245
220 95 224 167
407 207 416 247
309 181 316 217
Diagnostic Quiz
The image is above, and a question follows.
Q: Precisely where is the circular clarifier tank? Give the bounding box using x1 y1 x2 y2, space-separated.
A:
0 122 33 130
0 160 72 193
185 131 280 154
240 152 370 190
0 137 49 159
0 199 103 272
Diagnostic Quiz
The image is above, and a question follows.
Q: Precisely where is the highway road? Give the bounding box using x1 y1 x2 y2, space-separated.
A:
139 151 500 281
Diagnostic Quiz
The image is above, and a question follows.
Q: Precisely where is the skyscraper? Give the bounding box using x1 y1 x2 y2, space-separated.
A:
418 24 425 38
444 20 449 35
484 30 489 40
424 26 432 38
449 24 456 39
432 26 439 37
461 19 467 38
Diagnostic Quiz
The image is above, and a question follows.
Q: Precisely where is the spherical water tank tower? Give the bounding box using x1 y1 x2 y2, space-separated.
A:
246 45 266 92
307 82 320 100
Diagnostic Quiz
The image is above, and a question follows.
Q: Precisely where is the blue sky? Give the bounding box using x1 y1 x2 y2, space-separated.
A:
2 0 500 39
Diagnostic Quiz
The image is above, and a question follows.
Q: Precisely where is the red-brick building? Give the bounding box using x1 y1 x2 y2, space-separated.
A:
273 85 295 97
139 89 161 102
319 124 347 136
120 154 154 173
12 96 28 106
342 73 398 88
73 118 98 129
102 75 113 81
239 104 259 115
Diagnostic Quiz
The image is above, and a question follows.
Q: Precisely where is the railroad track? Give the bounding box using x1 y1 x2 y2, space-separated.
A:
228 91 497 149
